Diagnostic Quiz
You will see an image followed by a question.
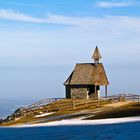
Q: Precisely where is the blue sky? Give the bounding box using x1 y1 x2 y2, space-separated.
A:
0 0 140 99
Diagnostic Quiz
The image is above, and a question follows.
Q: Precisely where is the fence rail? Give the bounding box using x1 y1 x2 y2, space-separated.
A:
103 94 140 101
24 94 140 111
26 98 64 110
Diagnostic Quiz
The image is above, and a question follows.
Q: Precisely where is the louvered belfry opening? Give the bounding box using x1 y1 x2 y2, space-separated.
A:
92 46 102 65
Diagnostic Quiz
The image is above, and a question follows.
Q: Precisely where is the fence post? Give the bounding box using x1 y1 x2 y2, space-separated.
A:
97 97 99 106
72 100 75 109
85 99 87 107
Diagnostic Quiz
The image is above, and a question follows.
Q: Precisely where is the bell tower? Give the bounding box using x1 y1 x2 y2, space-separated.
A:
92 46 102 65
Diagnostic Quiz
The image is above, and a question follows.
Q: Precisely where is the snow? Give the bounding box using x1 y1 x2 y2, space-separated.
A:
15 116 140 127
14 118 21 121
34 112 54 118
1 117 140 140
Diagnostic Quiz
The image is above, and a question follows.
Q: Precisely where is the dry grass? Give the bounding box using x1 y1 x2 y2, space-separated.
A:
86 102 140 120
1 99 139 126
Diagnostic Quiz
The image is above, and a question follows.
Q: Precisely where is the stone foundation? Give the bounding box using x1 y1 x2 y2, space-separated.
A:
71 88 88 99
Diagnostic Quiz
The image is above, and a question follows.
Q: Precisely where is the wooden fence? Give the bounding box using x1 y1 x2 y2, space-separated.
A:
105 94 140 101
27 98 64 110
25 94 140 111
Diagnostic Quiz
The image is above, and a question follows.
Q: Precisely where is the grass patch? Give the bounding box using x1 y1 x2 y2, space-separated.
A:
86 102 140 120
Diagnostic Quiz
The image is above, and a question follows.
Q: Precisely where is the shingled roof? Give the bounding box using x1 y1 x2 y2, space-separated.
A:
64 63 109 86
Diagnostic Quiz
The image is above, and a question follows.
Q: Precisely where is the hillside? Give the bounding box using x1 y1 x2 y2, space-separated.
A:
0 98 140 126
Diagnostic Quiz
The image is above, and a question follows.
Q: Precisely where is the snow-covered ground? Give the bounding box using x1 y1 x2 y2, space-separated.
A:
34 112 54 118
15 116 140 127
0 117 140 140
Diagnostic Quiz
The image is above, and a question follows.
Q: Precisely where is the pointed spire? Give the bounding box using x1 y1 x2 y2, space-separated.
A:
92 46 102 64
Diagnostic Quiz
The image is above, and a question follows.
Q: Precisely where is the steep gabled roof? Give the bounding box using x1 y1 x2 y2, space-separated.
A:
64 63 109 86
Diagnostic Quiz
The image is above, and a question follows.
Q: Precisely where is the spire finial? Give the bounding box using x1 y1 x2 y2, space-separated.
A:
92 46 102 64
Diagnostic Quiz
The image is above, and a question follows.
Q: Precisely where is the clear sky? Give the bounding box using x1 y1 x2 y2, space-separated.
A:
0 0 140 99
